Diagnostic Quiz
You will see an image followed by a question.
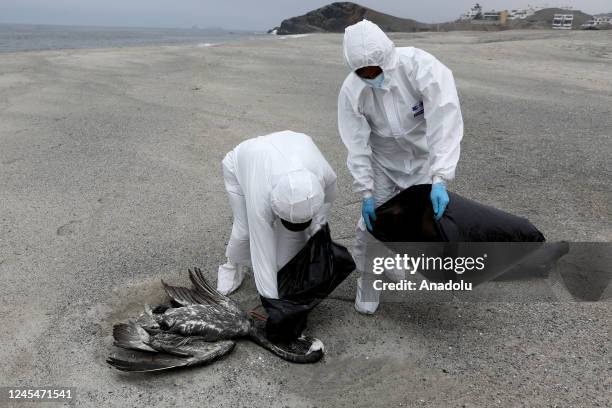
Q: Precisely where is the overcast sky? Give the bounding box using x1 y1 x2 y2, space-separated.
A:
1 0 610 30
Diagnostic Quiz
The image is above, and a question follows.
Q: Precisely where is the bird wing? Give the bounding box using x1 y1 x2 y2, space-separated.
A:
161 280 210 307
109 321 235 372
107 339 234 372
112 321 157 352
149 333 232 357
188 267 244 314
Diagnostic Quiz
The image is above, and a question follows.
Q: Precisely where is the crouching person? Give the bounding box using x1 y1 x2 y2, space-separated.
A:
217 130 337 300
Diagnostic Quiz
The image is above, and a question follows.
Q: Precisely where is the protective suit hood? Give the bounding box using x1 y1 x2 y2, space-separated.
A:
343 19 398 73
271 169 325 224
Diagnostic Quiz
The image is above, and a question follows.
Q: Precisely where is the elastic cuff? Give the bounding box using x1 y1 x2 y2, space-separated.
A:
432 176 447 186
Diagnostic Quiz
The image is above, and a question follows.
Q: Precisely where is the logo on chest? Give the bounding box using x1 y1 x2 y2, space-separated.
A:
412 101 424 118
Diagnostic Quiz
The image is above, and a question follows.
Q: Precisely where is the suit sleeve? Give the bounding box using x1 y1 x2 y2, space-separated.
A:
240 149 280 299
246 197 280 299
338 86 374 197
316 160 337 225
413 51 463 184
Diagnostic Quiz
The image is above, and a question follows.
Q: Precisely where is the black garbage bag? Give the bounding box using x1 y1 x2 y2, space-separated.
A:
261 224 355 342
367 184 567 287
371 184 545 243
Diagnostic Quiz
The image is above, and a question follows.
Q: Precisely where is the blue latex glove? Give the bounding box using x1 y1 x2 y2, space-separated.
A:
430 183 449 221
362 197 377 232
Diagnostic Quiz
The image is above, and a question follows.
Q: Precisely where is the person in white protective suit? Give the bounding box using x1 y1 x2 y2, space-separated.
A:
338 20 463 314
217 130 337 300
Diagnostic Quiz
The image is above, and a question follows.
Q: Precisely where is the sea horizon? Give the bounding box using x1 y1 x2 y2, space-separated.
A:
0 22 264 53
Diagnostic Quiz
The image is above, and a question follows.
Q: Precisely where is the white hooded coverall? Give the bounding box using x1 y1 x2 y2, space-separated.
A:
338 20 463 313
219 131 337 299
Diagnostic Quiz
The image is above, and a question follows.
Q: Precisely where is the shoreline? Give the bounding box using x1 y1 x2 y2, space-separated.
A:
0 22 266 54
2 28 608 55
0 33 293 55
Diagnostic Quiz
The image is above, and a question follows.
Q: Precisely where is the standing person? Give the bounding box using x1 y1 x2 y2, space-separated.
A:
217 130 337 300
338 20 463 314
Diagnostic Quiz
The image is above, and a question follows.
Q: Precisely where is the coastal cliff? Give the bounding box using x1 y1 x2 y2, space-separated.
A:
268 2 429 34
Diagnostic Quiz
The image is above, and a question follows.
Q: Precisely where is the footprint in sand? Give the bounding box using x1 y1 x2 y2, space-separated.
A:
56 220 82 236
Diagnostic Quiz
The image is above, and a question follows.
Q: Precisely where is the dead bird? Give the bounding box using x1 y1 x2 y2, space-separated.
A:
107 268 324 372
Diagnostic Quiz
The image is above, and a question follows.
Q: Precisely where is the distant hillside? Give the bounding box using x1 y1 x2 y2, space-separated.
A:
269 4 601 34
269 2 429 35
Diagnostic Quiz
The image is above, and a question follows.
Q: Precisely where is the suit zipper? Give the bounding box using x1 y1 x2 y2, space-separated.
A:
392 90 402 135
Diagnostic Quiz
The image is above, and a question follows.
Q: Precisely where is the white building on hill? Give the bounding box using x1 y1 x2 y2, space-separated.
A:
581 14 612 28
460 3 483 20
552 14 574 29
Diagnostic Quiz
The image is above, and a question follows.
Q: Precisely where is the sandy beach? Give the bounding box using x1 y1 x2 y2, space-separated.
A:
1 30 611 407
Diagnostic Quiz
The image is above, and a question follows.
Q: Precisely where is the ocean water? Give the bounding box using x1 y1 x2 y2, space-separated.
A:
0 24 259 53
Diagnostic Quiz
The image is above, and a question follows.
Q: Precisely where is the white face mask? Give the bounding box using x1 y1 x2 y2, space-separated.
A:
362 72 385 88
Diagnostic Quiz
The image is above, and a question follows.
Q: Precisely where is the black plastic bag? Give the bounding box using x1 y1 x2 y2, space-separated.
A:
371 184 545 243
261 224 355 342
367 184 565 287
